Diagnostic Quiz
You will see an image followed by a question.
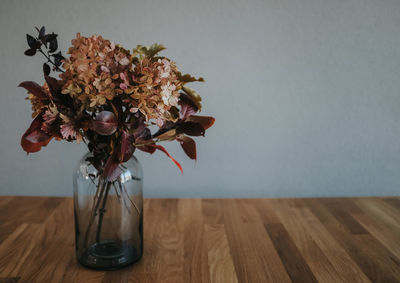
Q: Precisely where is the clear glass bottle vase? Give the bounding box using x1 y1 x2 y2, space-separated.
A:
73 152 143 270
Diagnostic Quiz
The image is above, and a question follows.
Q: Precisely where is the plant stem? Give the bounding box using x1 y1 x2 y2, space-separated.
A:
82 176 141 249
118 180 141 216
83 179 105 248
134 140 159 147
38 48 64 73
95 182 111 243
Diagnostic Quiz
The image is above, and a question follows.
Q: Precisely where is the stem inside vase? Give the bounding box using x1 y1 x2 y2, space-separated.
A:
95 182 111 243
82 176 142 250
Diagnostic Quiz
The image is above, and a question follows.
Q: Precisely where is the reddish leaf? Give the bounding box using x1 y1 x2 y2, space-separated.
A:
111 99 123 124
137 143 183 173
18 81 47 100
153 145 183 174
133 123 149 139
26 34 36 48
177 136 197 160
136 137 156 153
38 26 46 43
44 75 60 97
91 111 118 136
21 114 52 153
49 38 58 53
181 86 202 110
26 34 41 49
120 130 135 162
137 144 156 154
179 93 198 120
186 115 215 130
156 129 177 141
151 121 175 139
43 63 50 76
102 151 122 182
52 51 64 67
24 49 36 56
102 132 136 182
179 122 205 136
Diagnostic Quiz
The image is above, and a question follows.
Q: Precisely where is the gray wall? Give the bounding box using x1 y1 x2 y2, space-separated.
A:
0 0 399 197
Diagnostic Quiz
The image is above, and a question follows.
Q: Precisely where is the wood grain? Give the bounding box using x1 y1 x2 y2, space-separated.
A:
0 197 399 283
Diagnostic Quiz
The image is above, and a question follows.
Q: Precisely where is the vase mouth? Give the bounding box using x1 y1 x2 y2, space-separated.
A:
75 152 142 183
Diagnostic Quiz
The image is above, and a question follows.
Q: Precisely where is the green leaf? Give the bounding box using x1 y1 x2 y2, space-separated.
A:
147 43 166 57
177 72 205 83
133 43 166 58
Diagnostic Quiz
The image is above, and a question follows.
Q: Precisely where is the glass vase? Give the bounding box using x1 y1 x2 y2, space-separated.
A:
73 152 143 270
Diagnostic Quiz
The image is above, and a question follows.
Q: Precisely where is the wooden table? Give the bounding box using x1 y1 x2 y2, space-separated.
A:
0 197 399 282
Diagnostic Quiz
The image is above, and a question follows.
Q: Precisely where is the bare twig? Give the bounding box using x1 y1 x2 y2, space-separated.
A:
119 181 141 217
83 179 105 248
95 182 111 243
38 48 64 73
112 182 122 204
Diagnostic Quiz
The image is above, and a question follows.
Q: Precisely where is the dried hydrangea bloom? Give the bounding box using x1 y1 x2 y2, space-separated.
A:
60 33 132 110
26 83 52 118
130 57 181 124
59 33 186 128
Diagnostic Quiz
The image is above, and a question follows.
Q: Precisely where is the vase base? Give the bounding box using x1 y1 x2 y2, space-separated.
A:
78 240 142 270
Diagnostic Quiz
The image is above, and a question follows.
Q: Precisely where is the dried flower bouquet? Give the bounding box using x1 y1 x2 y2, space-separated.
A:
19 26 215 247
